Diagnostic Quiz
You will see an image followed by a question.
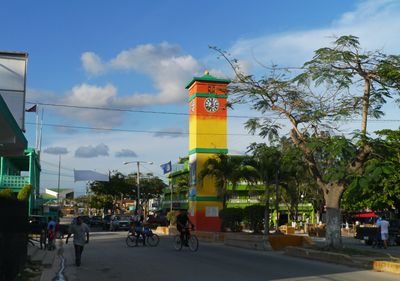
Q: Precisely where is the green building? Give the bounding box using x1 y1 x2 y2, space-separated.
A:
0 148 41 215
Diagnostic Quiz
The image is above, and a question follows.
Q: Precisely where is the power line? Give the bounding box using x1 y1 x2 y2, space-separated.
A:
26 122 253 136
41 170 74 178
40 159 75 171
26 101 400 122
25 101 270 119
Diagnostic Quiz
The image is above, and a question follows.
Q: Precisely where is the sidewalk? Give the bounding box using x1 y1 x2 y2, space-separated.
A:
26 242 58 281
209 231 400 274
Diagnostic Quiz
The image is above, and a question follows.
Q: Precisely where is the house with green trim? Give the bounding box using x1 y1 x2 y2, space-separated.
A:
0 148 41 215
0 52 41 215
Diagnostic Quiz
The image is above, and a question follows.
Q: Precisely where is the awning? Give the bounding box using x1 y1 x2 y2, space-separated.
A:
353 212 378 218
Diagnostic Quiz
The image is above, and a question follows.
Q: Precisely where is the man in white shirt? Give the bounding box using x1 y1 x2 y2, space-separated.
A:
377 216 390 249
66 216 90 266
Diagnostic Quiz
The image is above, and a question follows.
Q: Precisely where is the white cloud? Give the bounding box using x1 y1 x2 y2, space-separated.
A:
153 128 185 138
81 52 105 75
75 143 109 158
43 146 69 155
229 0 400 70
60 83 123 128
115 149 138 158
81 42 203 106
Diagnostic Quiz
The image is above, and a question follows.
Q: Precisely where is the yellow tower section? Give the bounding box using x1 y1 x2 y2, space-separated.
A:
185 71 230 231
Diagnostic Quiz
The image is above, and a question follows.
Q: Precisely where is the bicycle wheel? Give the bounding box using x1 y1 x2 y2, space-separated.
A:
147 234 160 247
188 235 199 252
126 235 136 247
173 235 182 251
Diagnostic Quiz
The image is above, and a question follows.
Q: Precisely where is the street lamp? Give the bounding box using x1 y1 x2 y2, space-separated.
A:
123 161 153 210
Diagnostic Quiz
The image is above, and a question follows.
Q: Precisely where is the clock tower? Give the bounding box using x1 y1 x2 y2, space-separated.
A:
185 71 230 231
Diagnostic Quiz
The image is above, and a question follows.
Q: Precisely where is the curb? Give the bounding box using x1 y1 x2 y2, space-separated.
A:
373 260 400 274
284 246 365 268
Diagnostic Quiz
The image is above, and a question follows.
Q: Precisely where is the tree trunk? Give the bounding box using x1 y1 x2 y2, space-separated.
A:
323 183 344 249
361 78 371 135
264 187 271 235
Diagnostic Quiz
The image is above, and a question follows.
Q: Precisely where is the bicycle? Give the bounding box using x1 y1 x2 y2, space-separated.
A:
126 226 160 247
173 226 198 251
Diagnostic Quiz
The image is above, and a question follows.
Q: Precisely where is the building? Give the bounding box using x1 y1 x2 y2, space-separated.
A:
0 51 41 215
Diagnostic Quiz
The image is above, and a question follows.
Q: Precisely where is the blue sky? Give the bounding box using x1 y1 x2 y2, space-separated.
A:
2 0 400 196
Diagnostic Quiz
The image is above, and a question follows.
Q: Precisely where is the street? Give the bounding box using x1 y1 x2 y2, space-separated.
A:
59 232 399 281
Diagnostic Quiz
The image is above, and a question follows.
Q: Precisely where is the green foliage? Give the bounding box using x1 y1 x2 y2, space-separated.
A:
171 173 189 194
198 154 247 208
166 210 180 225
219 208 243 232
342 129 400 211
17 184 32 201
90 170 166 205
0 188 14 198
243 205 264 233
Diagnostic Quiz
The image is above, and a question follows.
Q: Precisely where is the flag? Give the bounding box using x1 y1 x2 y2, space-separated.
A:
74 170 109 182
25 104 37 112
160 161 172 174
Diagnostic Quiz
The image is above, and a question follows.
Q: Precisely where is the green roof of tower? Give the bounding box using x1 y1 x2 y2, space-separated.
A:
185 71 230 89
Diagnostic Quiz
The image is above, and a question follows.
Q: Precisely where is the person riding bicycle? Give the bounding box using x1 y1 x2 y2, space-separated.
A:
132 209 146 246
176 209 194 246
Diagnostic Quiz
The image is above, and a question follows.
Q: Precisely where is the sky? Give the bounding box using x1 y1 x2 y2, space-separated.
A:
2 0 400 196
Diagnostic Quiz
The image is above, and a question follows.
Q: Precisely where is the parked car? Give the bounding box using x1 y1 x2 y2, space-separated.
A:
102 215 112 230
90 216 103 227
79 215 91 225
110 215 132 231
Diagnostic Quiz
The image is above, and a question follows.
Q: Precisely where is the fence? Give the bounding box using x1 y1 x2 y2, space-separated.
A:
0 197 28 281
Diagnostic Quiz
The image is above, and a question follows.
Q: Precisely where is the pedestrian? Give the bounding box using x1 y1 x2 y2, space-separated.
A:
47 224 56 250
377 216 390 249
66 216 90 266
47 216 56 231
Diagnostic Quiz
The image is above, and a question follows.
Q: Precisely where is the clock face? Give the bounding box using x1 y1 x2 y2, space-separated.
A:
204 97 219 112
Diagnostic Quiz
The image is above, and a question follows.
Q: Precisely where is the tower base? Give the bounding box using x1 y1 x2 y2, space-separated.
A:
189 200 222 232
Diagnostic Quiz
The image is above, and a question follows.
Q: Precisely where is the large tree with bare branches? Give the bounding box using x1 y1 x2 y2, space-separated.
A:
212 35 400 248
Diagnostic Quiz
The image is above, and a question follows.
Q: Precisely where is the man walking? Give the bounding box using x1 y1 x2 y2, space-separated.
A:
377 216 390 249
66 216 90 266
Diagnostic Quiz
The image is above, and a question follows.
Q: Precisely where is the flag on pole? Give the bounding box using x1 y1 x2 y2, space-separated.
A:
160 161 172 174
74 170 109 182
25 104 37 112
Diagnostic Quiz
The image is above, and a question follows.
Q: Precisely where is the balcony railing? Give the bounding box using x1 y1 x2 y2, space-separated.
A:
228 198 261 204
0 175 30 190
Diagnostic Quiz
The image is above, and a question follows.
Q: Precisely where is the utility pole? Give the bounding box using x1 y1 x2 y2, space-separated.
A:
275 159 280 231
57 155 61 204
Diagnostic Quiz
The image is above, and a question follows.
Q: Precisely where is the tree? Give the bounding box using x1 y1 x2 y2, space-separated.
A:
342 129 400 212
279 140 322 222
245 143 281 235
90 172 133 198
90 171 166 211
136 176 167 204
198 154 246 210
212 35 400 248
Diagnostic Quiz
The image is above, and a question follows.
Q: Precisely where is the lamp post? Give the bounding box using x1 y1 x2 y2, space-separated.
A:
123 161 153 210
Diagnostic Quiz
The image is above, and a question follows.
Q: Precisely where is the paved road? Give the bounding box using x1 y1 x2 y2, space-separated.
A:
60 232 399 281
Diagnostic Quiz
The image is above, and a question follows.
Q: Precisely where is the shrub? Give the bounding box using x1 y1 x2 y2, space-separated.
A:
0 188 14 198
17 184 32 201
243 205 264 233
219 208 243 232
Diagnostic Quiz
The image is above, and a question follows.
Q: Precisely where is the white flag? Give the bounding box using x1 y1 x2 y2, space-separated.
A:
74 170 109 182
